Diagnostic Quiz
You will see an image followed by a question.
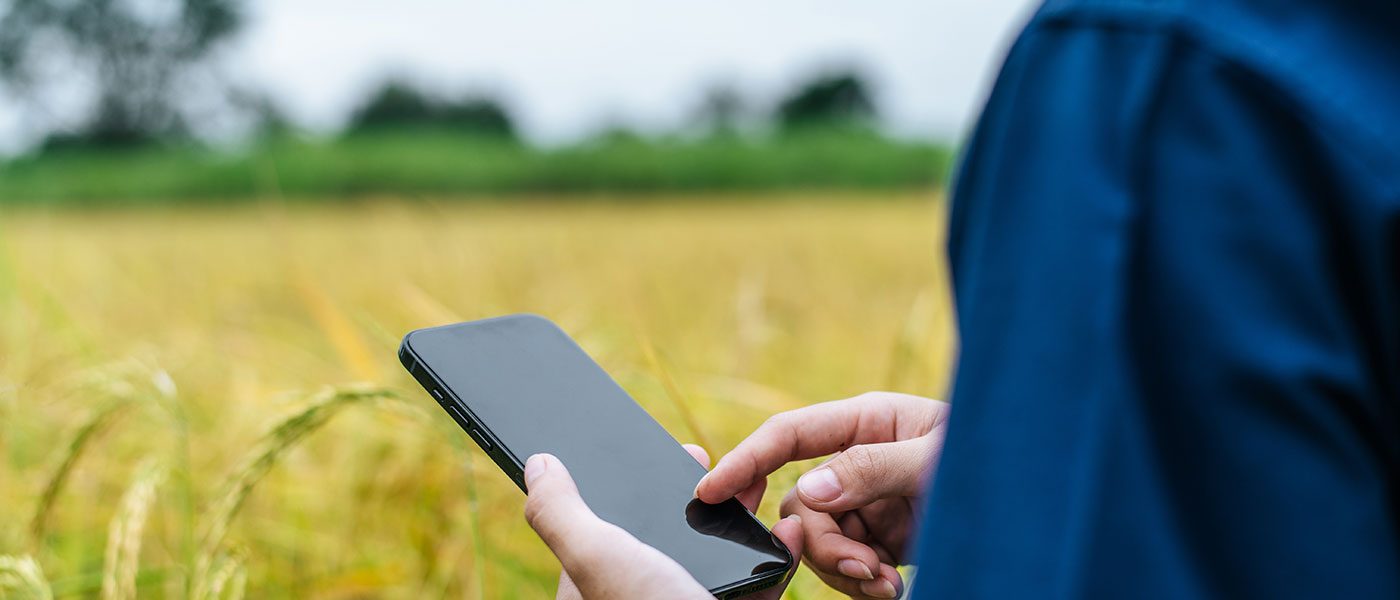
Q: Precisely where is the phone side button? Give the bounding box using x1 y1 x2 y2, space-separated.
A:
446 404 473 429
468 428 495 452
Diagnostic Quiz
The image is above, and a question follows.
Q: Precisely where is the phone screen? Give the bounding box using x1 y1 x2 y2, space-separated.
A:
402 315 791 592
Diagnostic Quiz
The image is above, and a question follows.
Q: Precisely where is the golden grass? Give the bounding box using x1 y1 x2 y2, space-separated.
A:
0 193 955 599
0 554 53 599
102 458 165 600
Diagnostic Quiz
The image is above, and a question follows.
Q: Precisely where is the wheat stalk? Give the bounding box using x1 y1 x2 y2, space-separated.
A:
29 399 131 546
0 555 53 600
100 458 167 600
143 367 200 598
293 270 382 382
226 564 247 600
190 385 399 600
883 287 936 392
731 267 770 378
198 549 247 600
398 281 463 325
633 328 712 451
457 448 487 600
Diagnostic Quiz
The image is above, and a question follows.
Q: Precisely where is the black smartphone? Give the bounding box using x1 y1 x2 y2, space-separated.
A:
399 314 793 599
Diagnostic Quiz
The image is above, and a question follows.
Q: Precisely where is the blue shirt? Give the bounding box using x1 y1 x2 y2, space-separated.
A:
916 0 1400 598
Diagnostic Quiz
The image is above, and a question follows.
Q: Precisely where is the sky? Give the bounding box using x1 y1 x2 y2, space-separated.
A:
0 0 1040 150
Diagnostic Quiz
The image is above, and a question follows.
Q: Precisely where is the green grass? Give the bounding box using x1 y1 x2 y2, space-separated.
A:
0 129 953 206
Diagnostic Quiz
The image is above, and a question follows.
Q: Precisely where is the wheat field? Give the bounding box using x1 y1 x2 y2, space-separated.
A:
0 194 956 599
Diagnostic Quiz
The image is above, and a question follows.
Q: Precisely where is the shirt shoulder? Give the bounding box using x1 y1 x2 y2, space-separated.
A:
1027 0 1400 196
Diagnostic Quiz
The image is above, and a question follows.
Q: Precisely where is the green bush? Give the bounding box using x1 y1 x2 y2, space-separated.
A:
0 128 953 206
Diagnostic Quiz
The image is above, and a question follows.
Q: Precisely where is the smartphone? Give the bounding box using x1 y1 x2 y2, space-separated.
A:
399 314 793 598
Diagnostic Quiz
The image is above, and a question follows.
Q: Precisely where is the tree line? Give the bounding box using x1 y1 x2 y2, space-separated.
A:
0 0 886 154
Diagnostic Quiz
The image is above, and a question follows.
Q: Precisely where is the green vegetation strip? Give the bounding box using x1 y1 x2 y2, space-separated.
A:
0 129 952 206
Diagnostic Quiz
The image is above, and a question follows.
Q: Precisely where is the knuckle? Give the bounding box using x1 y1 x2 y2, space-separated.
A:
853 390 893 404
839 445 887 488
760 411 793 432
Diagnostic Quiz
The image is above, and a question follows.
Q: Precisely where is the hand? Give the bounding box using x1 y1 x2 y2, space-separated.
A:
525 444 803 600
695 392 948 600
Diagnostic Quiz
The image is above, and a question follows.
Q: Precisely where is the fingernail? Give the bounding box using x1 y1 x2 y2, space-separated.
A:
837 559 874 580
524 454 549 487
785 514 802 525
797 467 842 502
860 578 898 599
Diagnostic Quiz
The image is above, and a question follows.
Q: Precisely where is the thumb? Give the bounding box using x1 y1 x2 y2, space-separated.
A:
524 454 714 600
523 454 613 568
795 435 934 512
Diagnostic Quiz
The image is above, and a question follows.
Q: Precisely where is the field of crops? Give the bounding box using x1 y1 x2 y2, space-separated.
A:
0 194 956 599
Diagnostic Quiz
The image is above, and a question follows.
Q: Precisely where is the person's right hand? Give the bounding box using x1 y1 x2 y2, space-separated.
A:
694 392 948 599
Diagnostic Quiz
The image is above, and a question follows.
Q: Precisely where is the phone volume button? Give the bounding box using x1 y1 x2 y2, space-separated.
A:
446 404 474 429
468 428 495 452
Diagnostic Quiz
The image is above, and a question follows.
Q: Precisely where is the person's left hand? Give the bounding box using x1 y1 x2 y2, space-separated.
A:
524 444 804 600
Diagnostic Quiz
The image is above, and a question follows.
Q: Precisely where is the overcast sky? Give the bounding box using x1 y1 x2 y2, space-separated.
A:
0 0 1040 150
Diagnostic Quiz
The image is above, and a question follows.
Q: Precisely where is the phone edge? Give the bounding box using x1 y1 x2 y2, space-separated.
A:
399 317 796 596
710 566 790 599
400 327 529 492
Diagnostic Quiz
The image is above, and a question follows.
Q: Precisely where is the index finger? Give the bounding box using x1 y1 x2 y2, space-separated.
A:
695 395 903 504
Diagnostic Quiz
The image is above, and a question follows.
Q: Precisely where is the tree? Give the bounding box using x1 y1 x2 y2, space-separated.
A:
345 81 437 132
346 79 517 140
690 83 748 136
0 0 246 150
775 70 878 132
437 100 515 139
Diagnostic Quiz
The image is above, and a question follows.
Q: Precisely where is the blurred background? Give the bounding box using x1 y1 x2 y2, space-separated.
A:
0 0 1033 598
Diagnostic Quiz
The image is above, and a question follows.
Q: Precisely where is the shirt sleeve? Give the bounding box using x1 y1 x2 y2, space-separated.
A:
918 16 1400 600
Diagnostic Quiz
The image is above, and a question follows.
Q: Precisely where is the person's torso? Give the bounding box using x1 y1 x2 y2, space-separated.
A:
915 1 1400 598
